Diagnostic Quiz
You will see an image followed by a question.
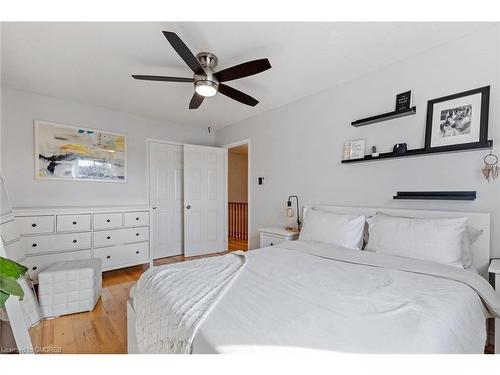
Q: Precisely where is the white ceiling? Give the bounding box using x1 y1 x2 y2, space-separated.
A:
1 22 493 130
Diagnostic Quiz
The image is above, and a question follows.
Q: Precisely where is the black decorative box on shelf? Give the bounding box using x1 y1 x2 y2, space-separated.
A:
393 191 476 201
341 140 493 163
351 106 416 127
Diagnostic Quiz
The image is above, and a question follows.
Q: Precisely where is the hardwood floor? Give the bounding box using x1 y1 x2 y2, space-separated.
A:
28 253 223 354
228 236 248 251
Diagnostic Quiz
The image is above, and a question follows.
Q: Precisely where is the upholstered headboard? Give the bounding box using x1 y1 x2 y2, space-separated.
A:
304 205 491 279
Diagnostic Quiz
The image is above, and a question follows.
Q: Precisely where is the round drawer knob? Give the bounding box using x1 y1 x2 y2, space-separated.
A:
270 242 274 246
31 223 37 227
73 239 77 243
32 266 37 270
135 251 140 254
136 233 139 236
107 236 111 240
136 217 139 221
106 219 111 223
72 221 77 225
32 243 37 247
106 255 111 259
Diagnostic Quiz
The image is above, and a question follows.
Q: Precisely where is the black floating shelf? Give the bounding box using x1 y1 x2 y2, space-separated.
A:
393 191 476 201
351 106 416 127
341 140 493 164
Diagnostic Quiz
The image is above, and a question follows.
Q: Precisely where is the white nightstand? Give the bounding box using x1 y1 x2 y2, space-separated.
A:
489 259 500 354
259 227 299 248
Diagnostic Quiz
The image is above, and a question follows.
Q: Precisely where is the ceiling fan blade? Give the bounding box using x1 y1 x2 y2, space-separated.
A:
189 92 205 109
162 31 205 75
218 84 259 106
132 75 193 83
214 58 271 82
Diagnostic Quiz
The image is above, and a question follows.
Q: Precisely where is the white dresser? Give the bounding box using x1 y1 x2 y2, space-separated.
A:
13 206 152 279
0 212 24 263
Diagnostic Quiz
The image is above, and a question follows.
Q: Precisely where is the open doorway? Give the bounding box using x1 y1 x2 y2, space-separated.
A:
226 142 249 251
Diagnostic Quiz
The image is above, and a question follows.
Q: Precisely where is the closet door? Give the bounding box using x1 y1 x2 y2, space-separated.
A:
149 141 184 259
183 144 227 257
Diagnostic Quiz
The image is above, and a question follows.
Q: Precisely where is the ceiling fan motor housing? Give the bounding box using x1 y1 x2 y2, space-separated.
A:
194 52 219 94
196 52 218 69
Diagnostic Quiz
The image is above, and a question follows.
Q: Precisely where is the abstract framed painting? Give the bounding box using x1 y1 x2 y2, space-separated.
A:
34 120 127 182
424 86 490 152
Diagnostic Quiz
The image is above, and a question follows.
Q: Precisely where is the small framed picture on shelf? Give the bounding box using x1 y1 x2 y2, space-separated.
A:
395 91 412 111
425 86 489 151
343 139 366 160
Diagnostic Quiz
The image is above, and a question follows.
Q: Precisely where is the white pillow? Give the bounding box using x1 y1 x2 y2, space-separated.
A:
366 214 468 267
369 211 482 268
299 208 366 249
462 225 483 268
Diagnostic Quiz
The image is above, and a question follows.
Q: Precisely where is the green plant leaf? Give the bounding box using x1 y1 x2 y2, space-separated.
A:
0 290 9 309
0 274 24 300
0 256 28 279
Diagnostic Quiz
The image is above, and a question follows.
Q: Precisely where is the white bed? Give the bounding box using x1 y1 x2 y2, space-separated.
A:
127 206 498 354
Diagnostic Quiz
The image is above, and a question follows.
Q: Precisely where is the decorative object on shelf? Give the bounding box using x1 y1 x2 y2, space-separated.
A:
351 107 416 127
395 91 412 111
393 143 408 155
482 150 499 182
371 146 379 158
343 139 365 160
286 195 301 230
343 141 351 160
34 120 127 182
393 191 476 201
425 86 490 152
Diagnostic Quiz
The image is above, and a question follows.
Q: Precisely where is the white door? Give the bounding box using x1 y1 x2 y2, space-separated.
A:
149 141 184 259
183 144 227 257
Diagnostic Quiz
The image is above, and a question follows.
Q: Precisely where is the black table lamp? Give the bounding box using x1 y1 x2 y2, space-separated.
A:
286 195 301 230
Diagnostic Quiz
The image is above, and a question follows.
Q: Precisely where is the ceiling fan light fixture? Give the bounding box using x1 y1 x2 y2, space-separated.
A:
195 80 218 97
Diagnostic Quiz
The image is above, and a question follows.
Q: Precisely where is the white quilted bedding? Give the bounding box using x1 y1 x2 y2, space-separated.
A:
133 251 246 353
132 241 500 354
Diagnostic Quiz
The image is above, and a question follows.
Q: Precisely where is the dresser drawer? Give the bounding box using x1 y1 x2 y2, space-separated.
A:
93 227 149 248
4 239 25 262
16 215 54 235
259 233 286 248
56 214 91 232
25 250 92 280
93 213 123 230
124 211 149 227
0 219 19 244
94 242 149 271
23 232 92 256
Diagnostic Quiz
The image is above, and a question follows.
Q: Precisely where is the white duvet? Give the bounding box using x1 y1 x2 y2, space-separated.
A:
133 240 500 354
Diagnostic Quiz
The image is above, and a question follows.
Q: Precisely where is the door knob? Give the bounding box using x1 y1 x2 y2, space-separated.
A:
186 205 191 209
152 206 157 210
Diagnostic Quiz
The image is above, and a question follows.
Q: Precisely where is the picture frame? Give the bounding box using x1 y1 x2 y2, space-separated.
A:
424 86 490 152
34 120 127 182
345 139 366 160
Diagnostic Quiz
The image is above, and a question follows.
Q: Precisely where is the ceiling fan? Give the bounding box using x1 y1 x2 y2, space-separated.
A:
132 31 271 109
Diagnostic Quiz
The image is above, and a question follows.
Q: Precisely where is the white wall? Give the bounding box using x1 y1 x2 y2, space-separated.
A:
228 151 248 203
216 25 500 255
1 87 214 207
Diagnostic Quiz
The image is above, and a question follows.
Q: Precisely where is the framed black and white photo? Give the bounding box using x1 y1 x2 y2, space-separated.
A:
425 86 490 151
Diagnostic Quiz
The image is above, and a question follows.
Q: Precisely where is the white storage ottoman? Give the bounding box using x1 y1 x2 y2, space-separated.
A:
38 259 102 318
